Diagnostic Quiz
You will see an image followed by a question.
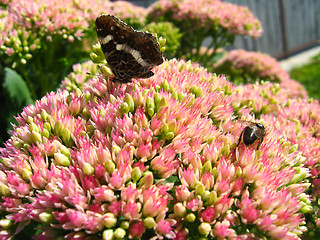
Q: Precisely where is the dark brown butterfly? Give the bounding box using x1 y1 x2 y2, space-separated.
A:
95 14 163 83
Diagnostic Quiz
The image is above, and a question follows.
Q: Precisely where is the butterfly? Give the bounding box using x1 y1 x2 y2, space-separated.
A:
95 14 164 83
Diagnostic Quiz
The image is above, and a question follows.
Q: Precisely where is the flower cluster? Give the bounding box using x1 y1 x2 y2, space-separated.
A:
110 1 148 29
147 0 262 67
0 59 310 239
214 49 308 98
0 0 148 68
60 60 99 92
0 0 149 104
143 21 182 58
148 0 262 38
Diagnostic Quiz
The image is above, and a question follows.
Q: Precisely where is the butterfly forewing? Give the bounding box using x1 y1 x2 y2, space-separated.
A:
95 14 163 83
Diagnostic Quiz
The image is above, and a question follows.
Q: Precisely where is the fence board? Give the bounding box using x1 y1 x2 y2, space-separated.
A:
223 0 320 58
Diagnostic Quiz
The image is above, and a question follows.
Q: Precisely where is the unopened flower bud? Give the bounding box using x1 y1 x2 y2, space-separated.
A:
139 171 154 188
53 120 64 136
124 93 134 112
174 203 186 217
198 222 211 236
103 213 117 228
39 212 54 223
144 217 156 229
54 153 70 167
119 102 129 114
0 183 10 196
186 213 196 222
0 219 13 229
104 160 115 174
121 221 129 229
131 167 142 183
114 227 126 239
32 131 42 143
83 162 95 175
102 229 114 240
195 182 205 196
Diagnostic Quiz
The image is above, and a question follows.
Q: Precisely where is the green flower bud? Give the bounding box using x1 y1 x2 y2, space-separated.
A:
202 161 212 173
160 123 169 135
147 108 154 118
104 160 115 174
120 221 129 229
21 168 32 182
206 191 217 205
198 222 211 236
119 102 129 114
146 97 155 111
102 229 114 240
144 217 156 229
164 132 175 140
101 65 112 77
61 128 71 145
103 213 117 228
42 128 50 139
186 213 196 222
0 183 10 196
160 79 170 91
32 131 42 143
83 162 95 175
131 167 142 183
39 212 54 223
0 219 13 229
195 182 205 196
53 120 64 136
124 93 134 112
30 122 40 133
114 228 126 239
60 145 70 157
54 153 70 167
139 171 154 188
174 203 186 217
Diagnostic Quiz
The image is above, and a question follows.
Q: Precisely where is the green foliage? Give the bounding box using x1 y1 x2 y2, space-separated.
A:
289 58 320 99
0 67 34 145
143 22 182 58
3 67 33 106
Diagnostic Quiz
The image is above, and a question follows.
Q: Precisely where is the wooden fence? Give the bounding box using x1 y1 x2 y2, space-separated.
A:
128 0 320 59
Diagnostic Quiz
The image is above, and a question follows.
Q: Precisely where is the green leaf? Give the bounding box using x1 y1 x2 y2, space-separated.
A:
3 67 33 106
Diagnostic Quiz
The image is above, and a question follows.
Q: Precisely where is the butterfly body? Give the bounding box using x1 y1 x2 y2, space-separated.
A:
95 14 163 83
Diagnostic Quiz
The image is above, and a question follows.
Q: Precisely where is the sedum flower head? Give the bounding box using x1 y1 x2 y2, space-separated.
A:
148 0 262 38
0 59 312 239
214 49 308 98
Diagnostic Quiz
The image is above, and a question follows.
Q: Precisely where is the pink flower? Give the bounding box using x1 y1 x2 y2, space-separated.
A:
0 59 312 239
129 221 145 238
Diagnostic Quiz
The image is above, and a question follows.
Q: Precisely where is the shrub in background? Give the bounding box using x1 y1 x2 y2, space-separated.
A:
214 49 308 98
143 21 182 59
0 0 147 142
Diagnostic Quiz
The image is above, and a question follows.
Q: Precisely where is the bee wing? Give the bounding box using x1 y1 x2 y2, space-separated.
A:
237 120 256 127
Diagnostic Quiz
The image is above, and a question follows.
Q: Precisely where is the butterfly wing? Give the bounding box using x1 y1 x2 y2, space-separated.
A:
95 14 163 83
96 14 134 82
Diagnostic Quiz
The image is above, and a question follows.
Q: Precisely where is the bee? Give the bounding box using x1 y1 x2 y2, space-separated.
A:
236 121 266 150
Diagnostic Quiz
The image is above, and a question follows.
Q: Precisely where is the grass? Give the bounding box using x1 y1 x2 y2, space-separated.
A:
289 52 320 100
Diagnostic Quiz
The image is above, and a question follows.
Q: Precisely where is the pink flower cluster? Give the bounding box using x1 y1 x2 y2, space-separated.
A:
0 59 311 239
148 0 262 38
0 0 147 67
214 49 308 98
